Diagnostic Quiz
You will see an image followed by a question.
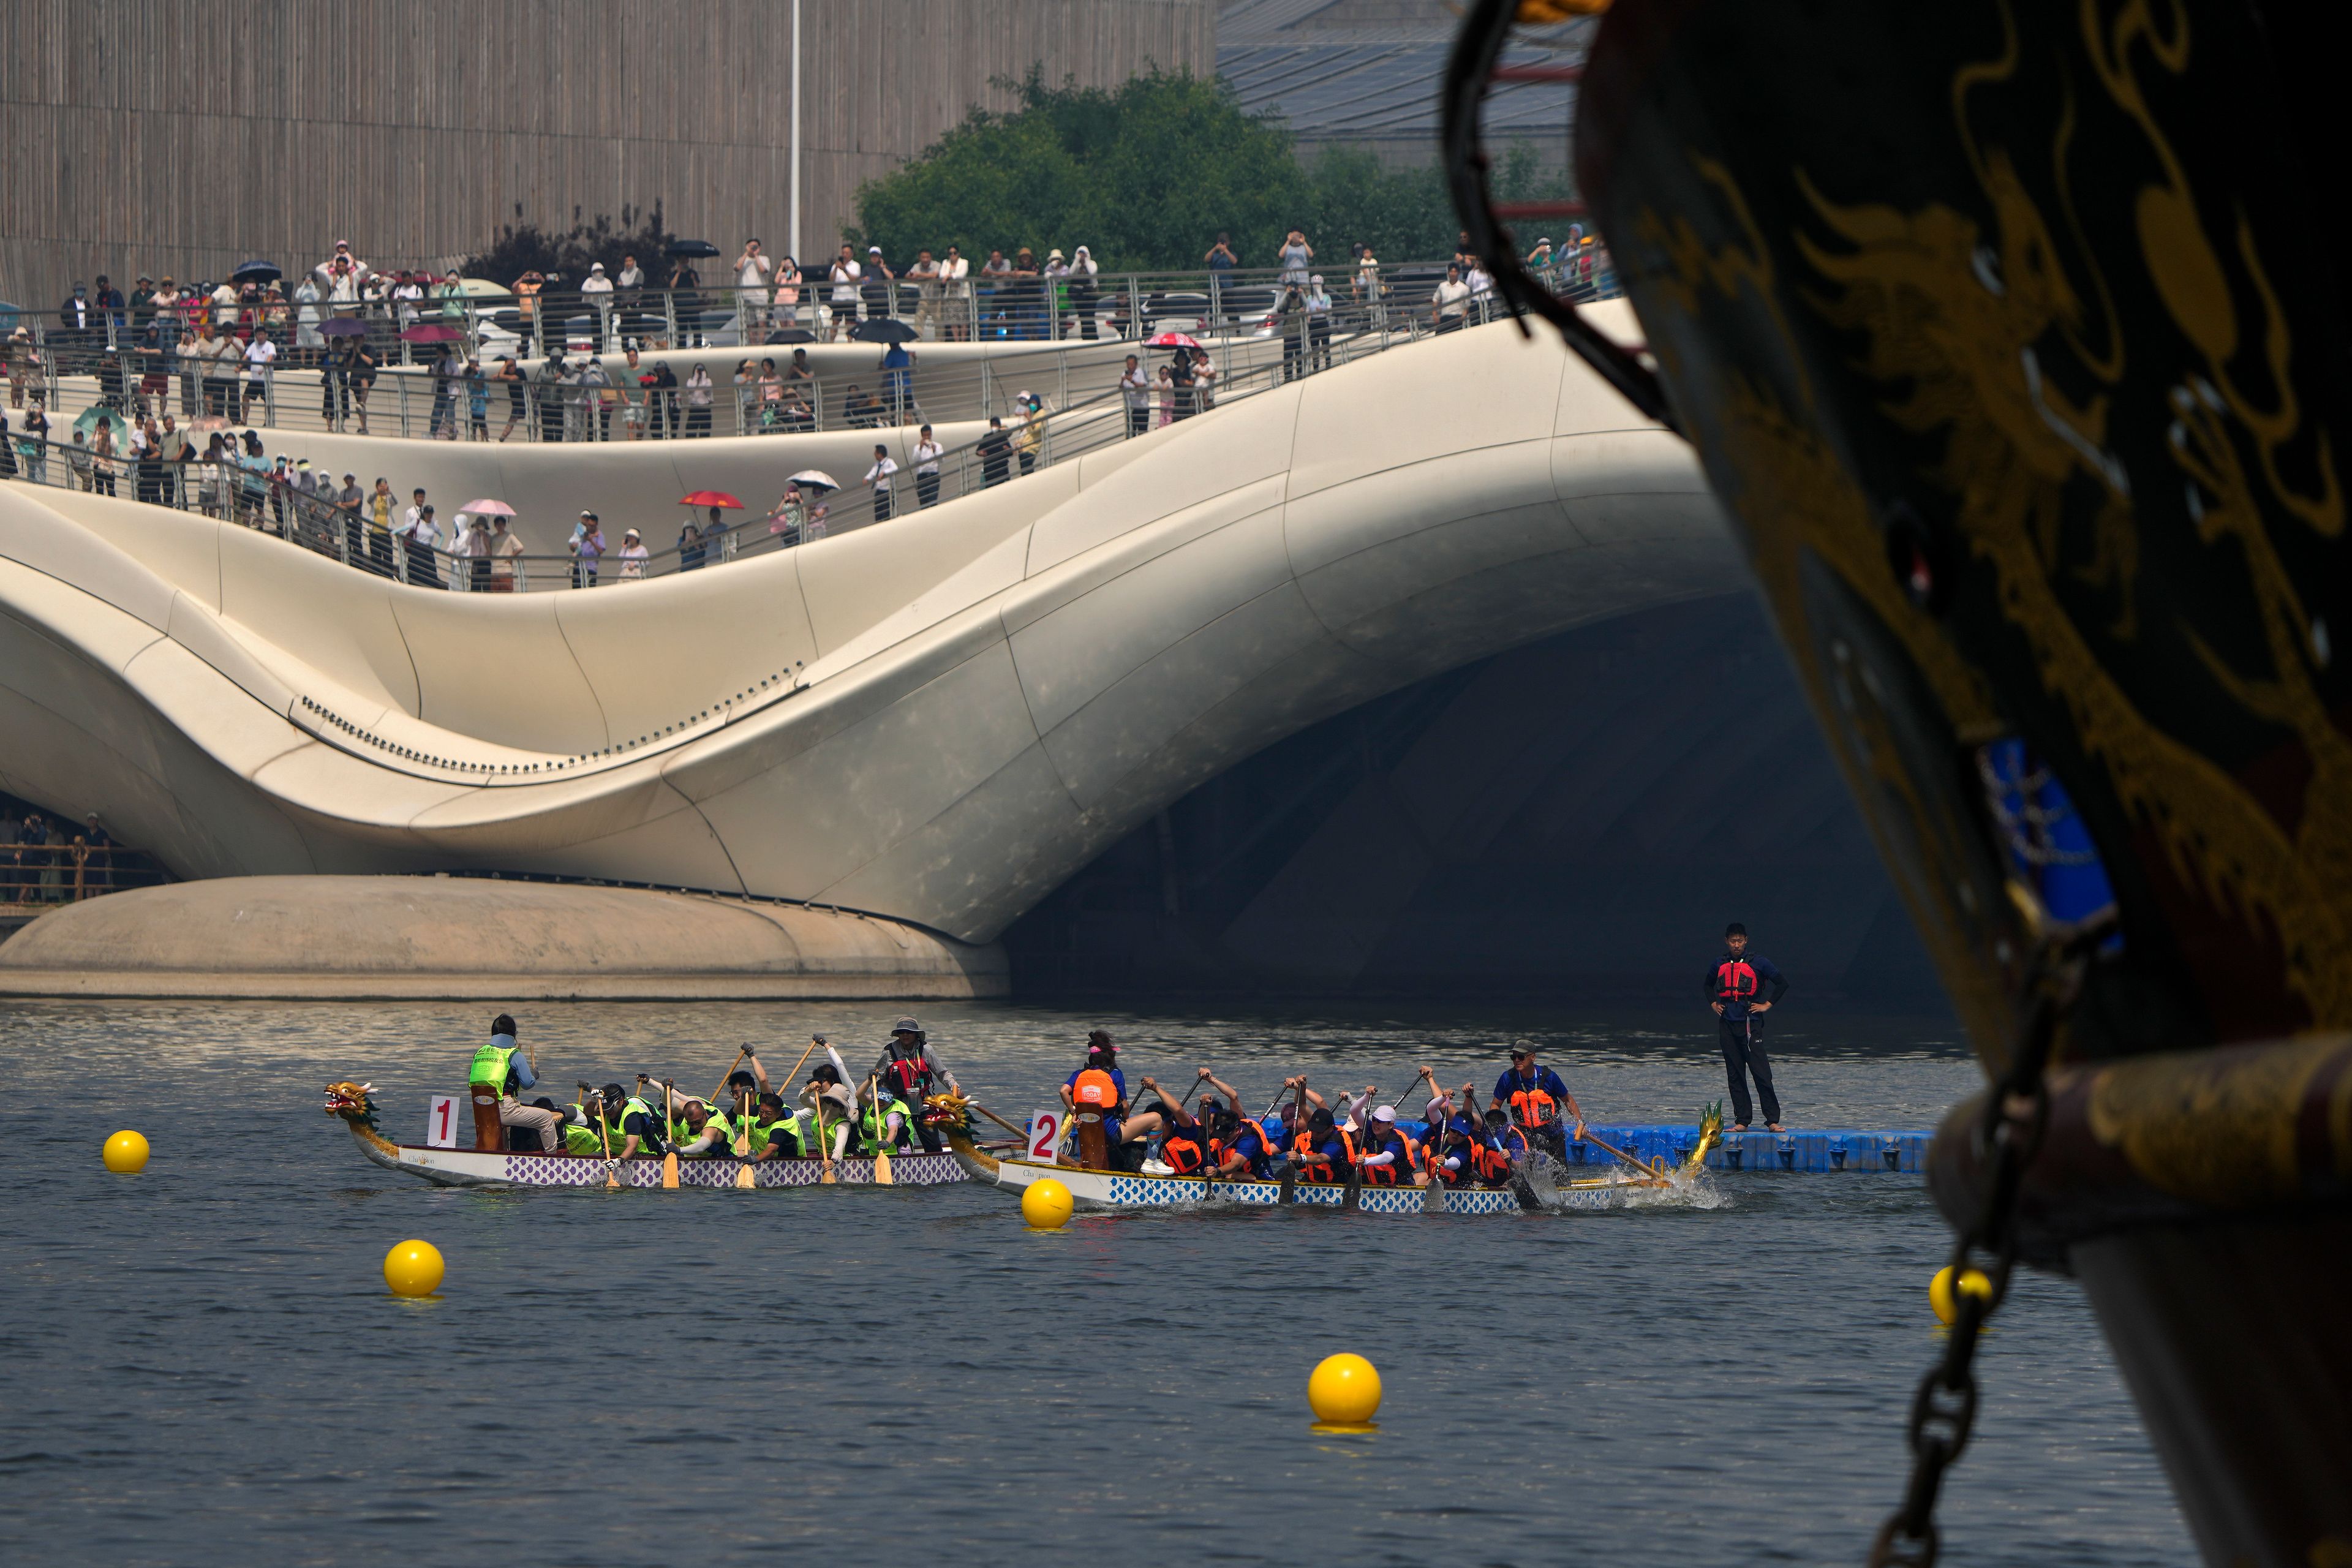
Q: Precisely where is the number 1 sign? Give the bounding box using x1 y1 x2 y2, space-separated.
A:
426 1094 461 1148
1027 1109 1063 1166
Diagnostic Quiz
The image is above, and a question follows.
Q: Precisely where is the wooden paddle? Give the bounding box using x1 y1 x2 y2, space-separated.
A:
708 1045 748 1108
660 1078 680 1189
869 1076 894 1185
594 1097 621 1190
1569 1124 1664 1184
813 1090 839 1185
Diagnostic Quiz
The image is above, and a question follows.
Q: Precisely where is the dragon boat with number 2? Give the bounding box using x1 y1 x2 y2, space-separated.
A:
323 1082 963 1189
940 1096 1722 1215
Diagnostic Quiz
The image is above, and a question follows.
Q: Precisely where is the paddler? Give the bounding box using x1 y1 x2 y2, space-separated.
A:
1289 1105 1355 1183
1493 1042 1583 1162
467 1014 567 1155
1197 1071 1276 1178
869 1017 958 1151
801 1053 858 1163
601 1082 666 1158
1136 1074 1208 1174
1354 1104 1422 1185
856 1082 913 1155
663 1098 733 1158
750 1092 807 1159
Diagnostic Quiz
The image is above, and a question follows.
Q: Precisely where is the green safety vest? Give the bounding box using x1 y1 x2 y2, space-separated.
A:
696 1108 737 1154
468 1042 516 1091
857 1096 907 1154
563 1121 604 1157
616 1096 656 1150
755 1113 805 1157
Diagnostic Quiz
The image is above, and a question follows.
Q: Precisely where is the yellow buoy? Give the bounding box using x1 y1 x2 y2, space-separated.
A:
1021 1177 1074 1230
1929 1264 1993 1325
384 1239 446 1298
1308 1353 1383 1426
102 1129 151 1174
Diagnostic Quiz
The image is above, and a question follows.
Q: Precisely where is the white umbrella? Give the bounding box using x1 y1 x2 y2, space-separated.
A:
786 470 839 492
459 498 517 516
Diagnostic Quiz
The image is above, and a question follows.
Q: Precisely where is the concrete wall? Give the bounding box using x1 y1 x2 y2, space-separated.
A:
0 0 1213 310
0 314 1741 946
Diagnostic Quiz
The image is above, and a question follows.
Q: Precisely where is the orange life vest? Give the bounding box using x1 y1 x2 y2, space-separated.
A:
1161 1123 1204 1173
1471 1139 1514 1183
1071 1068 1120 1109
1210 1117 1273 1174
1291 1125 1355 1181
1715 959 1758 1005
1509 1087 1558 1126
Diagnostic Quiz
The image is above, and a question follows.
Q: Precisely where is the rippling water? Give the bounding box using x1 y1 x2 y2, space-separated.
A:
2 999 2190 1566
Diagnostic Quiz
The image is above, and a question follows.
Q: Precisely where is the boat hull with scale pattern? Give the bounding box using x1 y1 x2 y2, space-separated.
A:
943 1127 1650 1215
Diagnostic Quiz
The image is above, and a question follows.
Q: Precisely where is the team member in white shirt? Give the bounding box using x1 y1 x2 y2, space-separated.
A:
733 240 774 337
938 246 971 341
864 443 900 521
911 424 943 510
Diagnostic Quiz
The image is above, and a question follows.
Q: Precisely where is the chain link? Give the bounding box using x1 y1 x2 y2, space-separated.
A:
1865 910 2111 1567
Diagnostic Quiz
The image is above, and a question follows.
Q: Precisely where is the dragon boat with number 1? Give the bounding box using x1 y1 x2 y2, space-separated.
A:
323 1082 964 1189
939 1097 1721 1215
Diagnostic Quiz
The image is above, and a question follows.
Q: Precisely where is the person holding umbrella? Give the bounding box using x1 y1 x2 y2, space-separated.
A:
679 491 742 562
666 252 704 347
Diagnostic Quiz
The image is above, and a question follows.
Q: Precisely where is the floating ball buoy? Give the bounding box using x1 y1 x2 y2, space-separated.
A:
384 1240 446 1298
102 1129 150 1174
1929 1264 1993 1325
1021 1178 1074 1230
1308 1353 1383 1426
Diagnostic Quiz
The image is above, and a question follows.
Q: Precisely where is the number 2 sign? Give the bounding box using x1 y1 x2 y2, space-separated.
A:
426 1094 461 1148
1027 1109 1063 1165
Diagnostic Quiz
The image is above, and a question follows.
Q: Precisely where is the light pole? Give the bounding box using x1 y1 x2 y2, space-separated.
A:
790 0 803 264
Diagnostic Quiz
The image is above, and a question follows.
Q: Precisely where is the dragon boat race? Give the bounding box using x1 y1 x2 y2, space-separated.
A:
7 1 2348 1562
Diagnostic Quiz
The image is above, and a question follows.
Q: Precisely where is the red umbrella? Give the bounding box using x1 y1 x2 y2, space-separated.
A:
1144 330 1201 349
401 323 464 343
679 491 744 508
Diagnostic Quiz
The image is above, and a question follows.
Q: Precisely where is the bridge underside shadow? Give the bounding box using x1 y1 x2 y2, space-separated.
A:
1005 592 1945 1007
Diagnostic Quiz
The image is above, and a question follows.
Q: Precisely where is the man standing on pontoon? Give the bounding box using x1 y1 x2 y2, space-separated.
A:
1706 922 1789 1133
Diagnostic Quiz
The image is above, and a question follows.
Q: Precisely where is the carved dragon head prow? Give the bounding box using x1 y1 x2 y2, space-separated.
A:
324 1081 379 1128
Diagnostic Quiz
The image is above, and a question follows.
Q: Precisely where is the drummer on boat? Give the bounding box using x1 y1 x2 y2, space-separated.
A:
467 1014 567 1156
870 1017 957 1152
1494 1041 1584 1162
1060 1031 1164 1169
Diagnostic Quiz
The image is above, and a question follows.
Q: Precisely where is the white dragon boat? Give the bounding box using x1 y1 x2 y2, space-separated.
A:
940 1106 1721 1216
324 1081 963 1189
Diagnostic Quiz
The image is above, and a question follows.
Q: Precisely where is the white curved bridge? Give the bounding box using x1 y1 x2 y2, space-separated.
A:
0 312 1735 949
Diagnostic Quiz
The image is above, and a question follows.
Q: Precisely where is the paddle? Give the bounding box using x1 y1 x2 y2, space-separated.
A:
1573 1124 1668 1184
869 1076 894 1185
813 1087 839 1186
660 1078 680 1189
708 1045 748 1107
594 1096 621 1190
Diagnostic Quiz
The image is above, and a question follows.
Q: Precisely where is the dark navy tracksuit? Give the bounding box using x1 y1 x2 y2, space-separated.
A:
1704 951 1787 1125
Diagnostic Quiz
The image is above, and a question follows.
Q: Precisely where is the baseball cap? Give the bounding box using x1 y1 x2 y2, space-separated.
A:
1371 1105 1396 1125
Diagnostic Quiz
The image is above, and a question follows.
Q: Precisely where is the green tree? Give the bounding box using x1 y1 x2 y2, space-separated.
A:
848 68 1577 273
850 69 1303 271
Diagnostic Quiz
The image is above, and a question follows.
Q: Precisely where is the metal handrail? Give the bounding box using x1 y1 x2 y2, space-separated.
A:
4 266 1624 596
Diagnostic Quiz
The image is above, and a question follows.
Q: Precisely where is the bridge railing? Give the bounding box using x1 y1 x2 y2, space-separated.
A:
17 251 1619 439
3 265 1626 594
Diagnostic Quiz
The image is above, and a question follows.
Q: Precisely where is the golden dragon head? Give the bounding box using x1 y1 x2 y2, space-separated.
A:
1684 1102 1725 1171
323 1082 379 1127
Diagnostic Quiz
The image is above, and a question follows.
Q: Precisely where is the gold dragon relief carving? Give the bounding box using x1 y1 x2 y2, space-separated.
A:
1777 0 2352 1027
1631 168 2016 1052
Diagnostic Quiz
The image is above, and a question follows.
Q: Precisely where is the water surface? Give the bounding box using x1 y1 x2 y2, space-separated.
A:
1 1000 2190 1565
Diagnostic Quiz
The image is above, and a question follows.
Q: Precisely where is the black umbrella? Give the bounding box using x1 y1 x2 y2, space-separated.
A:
764 326 816 344
231 259 282 284
665 239 721 258
851 317 918 344
317 317 371 337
